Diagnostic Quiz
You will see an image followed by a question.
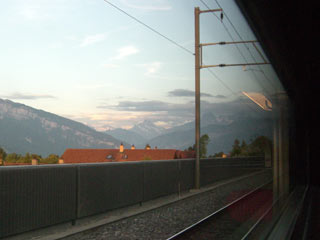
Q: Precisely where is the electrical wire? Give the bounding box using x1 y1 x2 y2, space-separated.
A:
195 0 263 115
213 0 277 91
199 0 220 21
198 0 274 97
196 0 266 115
103 0 263 116
102 0 194 56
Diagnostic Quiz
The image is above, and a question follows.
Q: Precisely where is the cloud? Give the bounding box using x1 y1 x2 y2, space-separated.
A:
99 100 176 112
73 97 270 130
113 46 139 60
97 101 196 127
145 62 162 75
75 83 112 89
69 110 152 131
120 0 172 11
154 121 172 129
97 98 269 118
65 35 78 41
168 89 227 98
102 63 119 69
49 42 64 49
2 92 56 100
79 33 107 47
73 110 187 131
214 94 228 99
19 6 41 20
168 89 203 97
136 62 162 75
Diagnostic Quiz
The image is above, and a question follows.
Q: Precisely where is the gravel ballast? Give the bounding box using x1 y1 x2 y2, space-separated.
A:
62 170 272 240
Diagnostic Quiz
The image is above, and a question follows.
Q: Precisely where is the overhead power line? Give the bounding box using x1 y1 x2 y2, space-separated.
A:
213 0 277 91
194 5 264 116
195 8 262 116
199 0 220 21
103 0 263 116
197 0 273 96
103 0 232 104
103 0 194 55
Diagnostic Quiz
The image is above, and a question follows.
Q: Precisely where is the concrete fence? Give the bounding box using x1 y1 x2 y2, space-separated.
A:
0 157 265 239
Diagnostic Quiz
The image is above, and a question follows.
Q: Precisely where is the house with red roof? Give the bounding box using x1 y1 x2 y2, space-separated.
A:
60 143 195 164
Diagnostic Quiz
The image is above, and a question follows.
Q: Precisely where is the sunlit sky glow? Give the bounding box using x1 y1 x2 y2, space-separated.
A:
0 0 282 131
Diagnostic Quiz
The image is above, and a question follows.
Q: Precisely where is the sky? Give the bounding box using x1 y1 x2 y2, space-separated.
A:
0 0 283 131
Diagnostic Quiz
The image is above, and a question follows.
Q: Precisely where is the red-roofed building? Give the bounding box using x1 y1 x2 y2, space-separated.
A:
61 144 195 164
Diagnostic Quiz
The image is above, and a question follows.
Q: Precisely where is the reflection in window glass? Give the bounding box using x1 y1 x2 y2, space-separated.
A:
0 0 294 239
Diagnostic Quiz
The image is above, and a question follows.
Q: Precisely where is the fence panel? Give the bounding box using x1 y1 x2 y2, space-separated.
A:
0 156 265 238
143 160 179 201
200 157 265 186
0 165 77 238
78 162 143 218
179 159 195 191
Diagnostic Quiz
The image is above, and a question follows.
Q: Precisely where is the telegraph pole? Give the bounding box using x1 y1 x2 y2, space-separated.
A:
194 7 200 189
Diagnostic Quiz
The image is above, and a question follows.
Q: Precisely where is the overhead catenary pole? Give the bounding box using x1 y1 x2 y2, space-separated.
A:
193 6 267 190
194 7 200 189
194 7 222 190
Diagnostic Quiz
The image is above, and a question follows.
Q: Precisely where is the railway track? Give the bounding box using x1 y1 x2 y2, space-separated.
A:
54 170 272 240
167 180 273 240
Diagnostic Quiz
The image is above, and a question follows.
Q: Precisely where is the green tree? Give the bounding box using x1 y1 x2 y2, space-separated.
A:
230 139 241 157
240 140 249 156
199 134 210 158
0 147 7 161
18 153 32 163
229 136 272 157
187 146 193 151
186 134 210 158
42 154 59 164
248 136 272 156
31 154 42 160
5 153 21 163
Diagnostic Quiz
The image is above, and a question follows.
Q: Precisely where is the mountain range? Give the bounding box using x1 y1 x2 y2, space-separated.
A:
0 99 126 156
0 98 273 157
106 106 273 155
148 114 273 154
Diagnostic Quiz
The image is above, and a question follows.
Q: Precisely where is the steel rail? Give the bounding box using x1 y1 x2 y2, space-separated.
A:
239 187 295 239
166 178 273 240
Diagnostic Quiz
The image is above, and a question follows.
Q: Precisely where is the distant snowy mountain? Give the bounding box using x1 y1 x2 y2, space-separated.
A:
130 120 165 140
149 114 273 155
164 112 233 134
0 98 126 156
105 120 168 148
105 128 147 148
149 99 273 155
103 99 273 155
101 125 115 131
